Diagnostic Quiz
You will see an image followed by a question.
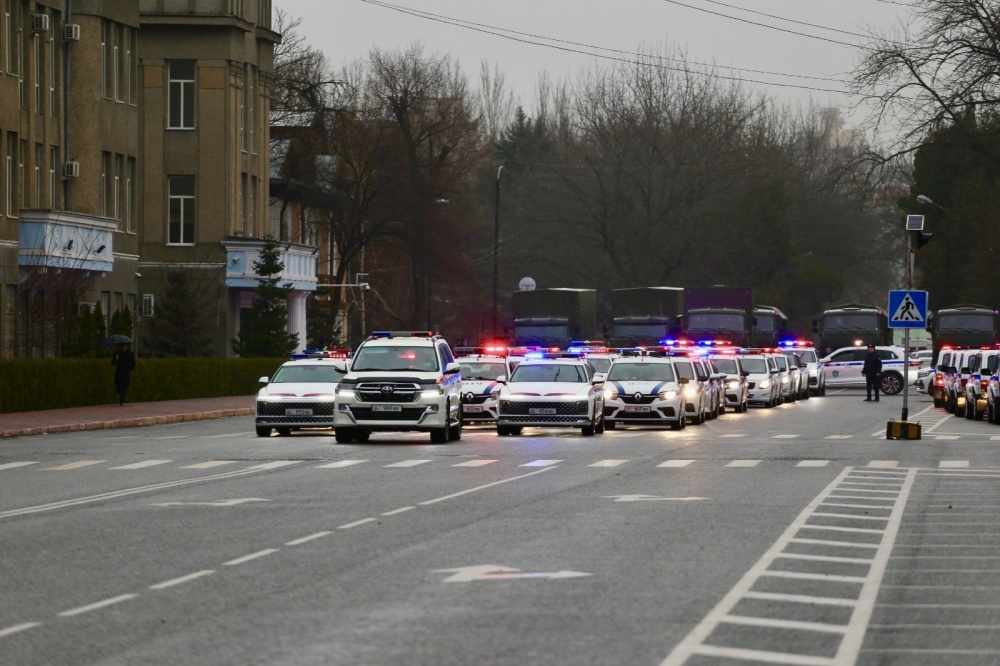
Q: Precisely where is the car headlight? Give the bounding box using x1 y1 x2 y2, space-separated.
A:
682 386 698 398
658 390 677 401
781 376 790 384
422 388 445 398
759 380 771 389
604 388 619 401
490 390 500 400
335 388 355 398
726 381 739 390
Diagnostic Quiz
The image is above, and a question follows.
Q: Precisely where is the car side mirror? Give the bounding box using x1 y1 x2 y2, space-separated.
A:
445 362 461 375
697 374 709 382
679 377 690 385
592 373 606 385
332 362 347 373
495 375 507 383
258 376 269 384
740 371 750 377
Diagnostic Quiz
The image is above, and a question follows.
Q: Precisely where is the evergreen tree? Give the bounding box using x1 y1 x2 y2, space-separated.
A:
110 309 123 335
231 236 298 357
120 306 133 339
142 273 215 357
79 307 96 358
92 303 107 355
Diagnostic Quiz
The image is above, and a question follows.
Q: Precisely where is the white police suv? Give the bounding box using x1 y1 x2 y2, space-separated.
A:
602 356 686 430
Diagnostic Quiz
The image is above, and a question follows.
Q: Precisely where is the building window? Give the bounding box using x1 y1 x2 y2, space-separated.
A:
168 60 195 129
249 66 256 154
17 139 24 208
249 175 257 234
49 145 56 209
114 154 123 219
1 0 8 75
126 28 136 105
4 132 13 217
101 151 111 217
168 176 195 245
239 172 247 234
100 20 109 98
33 143 41 208
239 67 247 152
48 31 56 116
14 0 22 108
32 32 40 113
114 24 123 102
126 156 135 232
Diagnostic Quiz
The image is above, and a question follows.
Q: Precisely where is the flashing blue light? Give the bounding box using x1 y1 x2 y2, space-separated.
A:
661 338 677 346
698 340 714 347
370 331 392 338
525 351 545 359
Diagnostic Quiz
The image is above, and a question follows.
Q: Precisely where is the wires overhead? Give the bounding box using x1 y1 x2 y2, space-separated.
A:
695 0 870 39
360 0 856 95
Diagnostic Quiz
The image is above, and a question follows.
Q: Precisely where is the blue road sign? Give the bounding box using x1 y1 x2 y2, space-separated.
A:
887 290 928 329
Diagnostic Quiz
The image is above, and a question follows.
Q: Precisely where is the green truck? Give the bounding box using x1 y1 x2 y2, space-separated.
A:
511 288 599 349
610 287 684 348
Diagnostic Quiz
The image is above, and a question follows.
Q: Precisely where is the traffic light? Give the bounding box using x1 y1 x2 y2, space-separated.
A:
910 230 933 249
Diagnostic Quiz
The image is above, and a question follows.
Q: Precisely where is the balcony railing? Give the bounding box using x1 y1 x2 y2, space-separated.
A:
18 211 116 273
139 0 239 16
222 239 318 291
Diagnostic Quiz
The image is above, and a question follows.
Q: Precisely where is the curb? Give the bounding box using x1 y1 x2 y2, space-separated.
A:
0 408 254 439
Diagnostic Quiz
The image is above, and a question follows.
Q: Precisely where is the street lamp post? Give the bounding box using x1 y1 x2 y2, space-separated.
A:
492 165 504 341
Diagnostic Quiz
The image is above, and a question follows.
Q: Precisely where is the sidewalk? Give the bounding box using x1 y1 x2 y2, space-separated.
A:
0 396 255 439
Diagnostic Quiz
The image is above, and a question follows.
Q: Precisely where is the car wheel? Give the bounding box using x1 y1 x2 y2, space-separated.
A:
354 429 371 443
933 395 944 408
605 419 617 430
975 402 985 421
335 428 355 444
276 427 291 437
255 426 271 437
511 427 523 435
595 414 605 434
944 392 955 413
581 421 596 436
449 411 463 441
879 372 903 396
802 387 810 400
431 420 450 444
497 426 511 436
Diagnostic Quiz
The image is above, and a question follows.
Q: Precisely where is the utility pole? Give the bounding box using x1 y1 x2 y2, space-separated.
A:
493 165 503 341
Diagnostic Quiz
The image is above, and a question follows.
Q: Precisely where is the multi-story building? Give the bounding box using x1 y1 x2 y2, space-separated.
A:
1 0 313 358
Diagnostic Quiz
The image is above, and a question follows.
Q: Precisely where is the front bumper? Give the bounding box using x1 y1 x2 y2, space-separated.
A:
333 399 452 431
604 397 682 423
256 400 336 428
461 399 498 422
497 398 595 428
748 388 773 403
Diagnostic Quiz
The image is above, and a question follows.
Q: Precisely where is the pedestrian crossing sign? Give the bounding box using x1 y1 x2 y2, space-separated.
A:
887 290 928 329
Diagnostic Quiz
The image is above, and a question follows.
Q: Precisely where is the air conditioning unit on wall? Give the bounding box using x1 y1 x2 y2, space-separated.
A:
32 14 50 32
63 24 80 41
63 161 79 179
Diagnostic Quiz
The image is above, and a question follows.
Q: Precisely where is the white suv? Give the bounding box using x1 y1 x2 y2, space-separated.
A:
495 358 605 436
333 333 463 444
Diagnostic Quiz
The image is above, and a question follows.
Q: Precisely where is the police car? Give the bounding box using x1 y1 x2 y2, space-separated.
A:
941 347 978 416
454 348 514 423
772 353 797 403
256 356 348 436
737 351 780 407
495 358 606 436
602 356 686 430
963 347 1000 421
669 353 712 424
820 345 919 395
708 353 749 412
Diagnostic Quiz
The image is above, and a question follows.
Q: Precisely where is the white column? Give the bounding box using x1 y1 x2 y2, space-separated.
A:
288 291 308 353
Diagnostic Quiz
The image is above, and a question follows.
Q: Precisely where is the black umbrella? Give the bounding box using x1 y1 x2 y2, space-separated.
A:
101 334 133 346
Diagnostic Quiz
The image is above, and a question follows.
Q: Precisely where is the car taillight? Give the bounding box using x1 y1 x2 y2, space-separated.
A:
961 379 968 388
934 374 944 386
982 380 990 390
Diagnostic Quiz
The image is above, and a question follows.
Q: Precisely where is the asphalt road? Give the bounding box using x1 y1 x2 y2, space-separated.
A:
3 387 1000 665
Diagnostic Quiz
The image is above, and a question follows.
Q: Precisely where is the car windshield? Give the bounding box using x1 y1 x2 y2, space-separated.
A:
796 350 818 363
687 313 745 331
712 358 739 374
459 361 507 380
587 358 613 373
755 316 775 332
514 324 570 339
607 363 675 382
271 365 345 383
774 356 788 371
739 357 768 373
673 361 695 380
823 313 879 331
351 345 439 372
510 364 586 383
614 323 670 338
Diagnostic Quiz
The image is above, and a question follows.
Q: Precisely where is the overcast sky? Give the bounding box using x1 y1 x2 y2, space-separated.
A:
289 0 913 132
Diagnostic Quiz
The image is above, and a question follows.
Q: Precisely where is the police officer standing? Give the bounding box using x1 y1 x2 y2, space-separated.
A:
862 344 882 402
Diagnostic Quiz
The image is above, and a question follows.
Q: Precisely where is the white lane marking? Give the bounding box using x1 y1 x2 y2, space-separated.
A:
826 435 852 440
811 512 890 522
149 570 214 590
42 460 106 471
868 461 899 468
924 413 952 433
519 460 562 467
245 460 302 470
0 462 38 471
381 506 415 516
452 460 498 467
797 460 829 467
722 614 848 634
152 436 186 440
789 538 879 549
315 460 368 469
940 460 970 468
109 460 173 470
205 432 253 438
338 517 378 529
58 593 138 617
761 570 868 583
841 482 904 487
0 622 42 638
829 489 899 495
150 498 270 507
689 645 836 665
828 495 898 502
285 531 332 546
384 460 433 468
613 433 644 438
772 435 799 439
822 502 895 510
419 467 556 506
589 460 628 468
726 460 761 468
935 435 960 441
223 549 279 566
719 434 746 438
182 461 238 469
658 460 695 468
774 552 874 564
606 495 707 502
991 436 1000 441
743 591 857 607
800 525 885 534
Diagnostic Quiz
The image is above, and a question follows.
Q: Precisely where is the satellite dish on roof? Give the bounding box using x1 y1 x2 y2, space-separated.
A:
519 277 536 291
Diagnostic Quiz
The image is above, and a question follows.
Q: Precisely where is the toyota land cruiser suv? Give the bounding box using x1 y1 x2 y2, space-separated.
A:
333 332 463 444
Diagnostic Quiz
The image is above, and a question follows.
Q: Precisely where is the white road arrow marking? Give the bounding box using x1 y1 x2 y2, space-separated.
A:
150 498 271 507
605 495 707 502
434 565 592 582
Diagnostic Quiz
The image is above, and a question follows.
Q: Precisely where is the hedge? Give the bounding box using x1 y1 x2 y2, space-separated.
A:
0 358 286 414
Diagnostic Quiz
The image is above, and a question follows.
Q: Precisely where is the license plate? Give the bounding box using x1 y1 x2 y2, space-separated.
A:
285 408 312 416
372 405 402 412
624 406 651 413
529 408 557 415
463 405 484 413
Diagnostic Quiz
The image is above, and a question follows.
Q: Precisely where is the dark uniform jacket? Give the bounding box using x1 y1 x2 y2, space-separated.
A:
861 351 882 377
112 350 136 385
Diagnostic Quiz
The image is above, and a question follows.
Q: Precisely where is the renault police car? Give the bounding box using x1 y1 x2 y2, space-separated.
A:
454 348 514 423
669 353 712 424
738 351 780 407
495 357 605 436
602 356 686 430
256 355 348 436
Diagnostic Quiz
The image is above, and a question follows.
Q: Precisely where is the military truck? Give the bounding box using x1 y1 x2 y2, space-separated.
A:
610 287 684 348
511 288 599 349
929 304 1000 355
751 305 789 348
682 287 754 347
812 304 891 354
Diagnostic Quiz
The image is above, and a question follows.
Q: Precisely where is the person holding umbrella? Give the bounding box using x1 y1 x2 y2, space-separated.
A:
110 338 136 405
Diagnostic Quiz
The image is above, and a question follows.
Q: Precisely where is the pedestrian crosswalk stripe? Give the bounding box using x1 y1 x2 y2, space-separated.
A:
314 460 368 469
658 460 696 468
0 462 38 471
772 435 799 439
245 460 302 470
826 436 852 440
182 461 238 469
42 460 106 471
589 460 628 467
383 460 432 468
939 461 970 468
727 460 761 468
109 460 173 470
452 460 498 467
797 461 830 467
991 436 1000 441
935 435 959 440
720 434 747 438
867 460 899 468
520 460 562 467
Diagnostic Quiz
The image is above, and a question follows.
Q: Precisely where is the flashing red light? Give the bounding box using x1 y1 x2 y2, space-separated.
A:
982 380 990 390
934 374 944 386
399 351 417 360
547 347 561 353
